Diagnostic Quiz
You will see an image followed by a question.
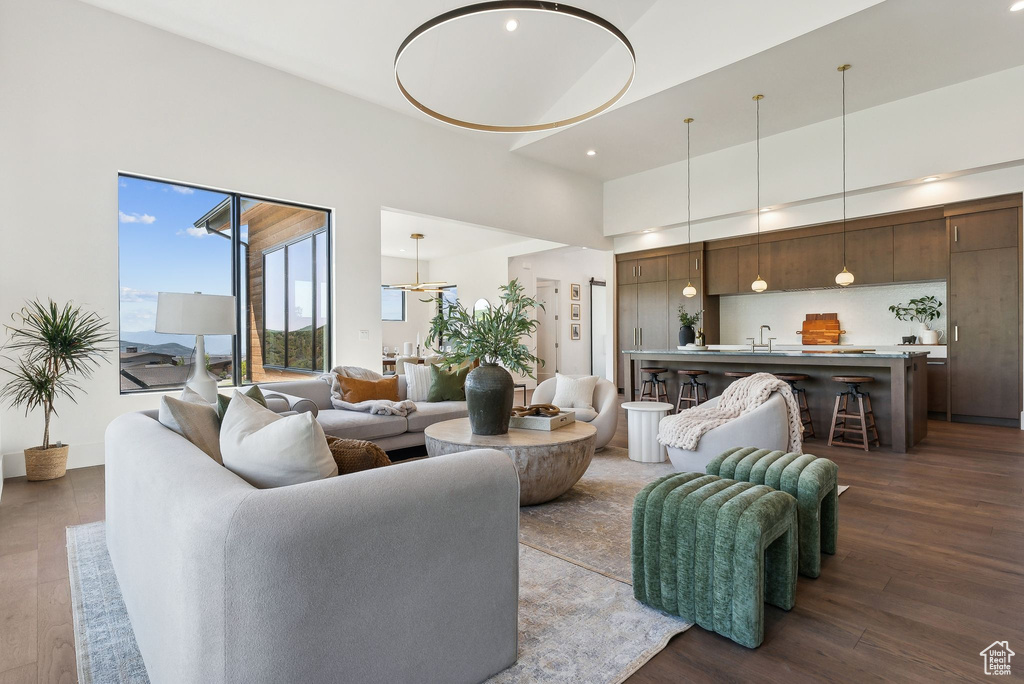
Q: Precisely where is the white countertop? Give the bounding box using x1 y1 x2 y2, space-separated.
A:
708 344 946 359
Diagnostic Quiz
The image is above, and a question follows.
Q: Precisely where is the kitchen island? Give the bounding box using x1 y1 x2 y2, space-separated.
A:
622 349 930 452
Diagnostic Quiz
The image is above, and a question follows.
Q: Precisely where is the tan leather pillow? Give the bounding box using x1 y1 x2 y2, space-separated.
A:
336 375 399 403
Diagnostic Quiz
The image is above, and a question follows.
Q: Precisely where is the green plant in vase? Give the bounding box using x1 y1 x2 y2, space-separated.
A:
0 300 113 480
426 279 543 435
677 306 703 347
888 295 942 344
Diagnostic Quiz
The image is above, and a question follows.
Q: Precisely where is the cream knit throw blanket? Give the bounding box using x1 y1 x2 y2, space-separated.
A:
321 366 418 415
658 372 803 453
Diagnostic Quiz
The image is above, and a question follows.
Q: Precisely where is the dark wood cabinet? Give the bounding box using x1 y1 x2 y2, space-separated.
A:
950 208 1018 253
926 359 948 415
617 260 638 286
636 256 667 284
667 250 701 281
636 282 669 350
894 219 946 281
706 247 738 295
844 226 893 285
949 246 1020 421
765 234 841 291
617 284 637 389
738 244 762 291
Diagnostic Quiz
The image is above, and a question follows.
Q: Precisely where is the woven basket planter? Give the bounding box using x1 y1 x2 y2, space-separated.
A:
24 445 69 481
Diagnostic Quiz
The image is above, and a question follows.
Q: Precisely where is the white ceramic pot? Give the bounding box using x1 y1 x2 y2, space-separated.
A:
918 326 939 345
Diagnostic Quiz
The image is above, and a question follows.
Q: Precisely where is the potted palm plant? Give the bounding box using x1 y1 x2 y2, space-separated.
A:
1 300 113 480
427 279 543 435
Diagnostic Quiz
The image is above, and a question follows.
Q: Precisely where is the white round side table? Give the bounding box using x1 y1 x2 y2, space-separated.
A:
622 401 674 463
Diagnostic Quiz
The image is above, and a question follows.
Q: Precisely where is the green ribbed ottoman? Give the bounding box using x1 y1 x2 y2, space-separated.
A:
707 448 838 578
632 473 798 649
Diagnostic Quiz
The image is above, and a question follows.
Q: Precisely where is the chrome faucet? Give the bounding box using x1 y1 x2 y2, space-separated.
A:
746 325 777 352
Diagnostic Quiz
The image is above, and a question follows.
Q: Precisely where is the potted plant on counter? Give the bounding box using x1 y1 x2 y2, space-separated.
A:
677 307 703 346
426 279 543 435
0 300 113 480
888 295 943 345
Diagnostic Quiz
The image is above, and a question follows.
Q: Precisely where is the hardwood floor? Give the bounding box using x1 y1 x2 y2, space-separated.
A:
0 410 1021 683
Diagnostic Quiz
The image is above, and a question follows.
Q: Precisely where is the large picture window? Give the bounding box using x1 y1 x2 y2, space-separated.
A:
381 287 406 322
118 175 331 393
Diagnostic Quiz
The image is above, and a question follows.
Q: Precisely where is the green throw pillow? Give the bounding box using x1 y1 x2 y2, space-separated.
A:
217 385 267 421
427 364 469 402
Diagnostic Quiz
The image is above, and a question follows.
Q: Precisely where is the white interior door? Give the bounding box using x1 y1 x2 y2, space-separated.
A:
535 280 559 383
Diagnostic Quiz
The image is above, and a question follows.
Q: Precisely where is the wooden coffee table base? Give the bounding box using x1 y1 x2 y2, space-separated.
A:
424 418 597 506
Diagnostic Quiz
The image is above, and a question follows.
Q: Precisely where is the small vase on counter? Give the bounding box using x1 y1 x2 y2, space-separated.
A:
678 325 695 346
917 325 940 345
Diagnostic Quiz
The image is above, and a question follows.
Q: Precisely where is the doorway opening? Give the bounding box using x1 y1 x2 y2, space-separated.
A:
535 279 560 383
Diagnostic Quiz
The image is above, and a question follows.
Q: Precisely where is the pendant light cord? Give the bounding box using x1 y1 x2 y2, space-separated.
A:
755 95 761 275
842 66 847 267
686 118 692 281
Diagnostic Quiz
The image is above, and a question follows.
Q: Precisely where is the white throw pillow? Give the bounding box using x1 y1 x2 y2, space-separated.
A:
405 362 433 402
220 391 337 488
551 374 600 411
158 387 222 463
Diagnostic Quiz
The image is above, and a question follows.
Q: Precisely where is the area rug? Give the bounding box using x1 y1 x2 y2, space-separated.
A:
67 522 689 684
519 446 673 583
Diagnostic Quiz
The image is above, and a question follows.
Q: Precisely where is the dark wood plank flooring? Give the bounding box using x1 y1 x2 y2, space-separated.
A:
0 406 1021 683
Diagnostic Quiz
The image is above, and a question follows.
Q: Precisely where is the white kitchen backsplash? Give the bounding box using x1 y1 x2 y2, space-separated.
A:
718 282 948 346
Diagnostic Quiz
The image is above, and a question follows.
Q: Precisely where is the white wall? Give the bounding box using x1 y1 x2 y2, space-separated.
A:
380 257 435 354
508 247 615 383
0 0 604 477
718 282 948 347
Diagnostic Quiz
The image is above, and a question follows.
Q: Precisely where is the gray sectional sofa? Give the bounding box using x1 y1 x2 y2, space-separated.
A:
104 410 520 684
257 374 468 450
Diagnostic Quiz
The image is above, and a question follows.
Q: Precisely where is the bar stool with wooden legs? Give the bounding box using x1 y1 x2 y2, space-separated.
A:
827 376 880 450
675 370 710 412
723 371 753 384
639 367 670 403
775 373 815 438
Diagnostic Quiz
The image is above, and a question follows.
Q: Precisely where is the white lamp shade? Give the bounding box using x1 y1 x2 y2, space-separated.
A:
751 277 768 293
835 267 855 287
682 283 697 298
155 292 236 335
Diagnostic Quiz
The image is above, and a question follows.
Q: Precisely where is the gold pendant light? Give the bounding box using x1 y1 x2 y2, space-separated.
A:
751 94 767 293
682 117 697 298
386 233 449 293
835 64 855 287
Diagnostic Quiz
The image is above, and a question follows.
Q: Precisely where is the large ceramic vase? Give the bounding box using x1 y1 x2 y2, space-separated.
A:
465 363 514 435
678 325 696 346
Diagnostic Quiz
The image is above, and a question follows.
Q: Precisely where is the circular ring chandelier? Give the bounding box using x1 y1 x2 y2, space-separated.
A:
394 1 636 133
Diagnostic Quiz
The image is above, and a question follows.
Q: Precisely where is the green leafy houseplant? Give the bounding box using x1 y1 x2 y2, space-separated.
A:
0 300 113 480
426 279 543 435
677 307 703 328
888 296 942 325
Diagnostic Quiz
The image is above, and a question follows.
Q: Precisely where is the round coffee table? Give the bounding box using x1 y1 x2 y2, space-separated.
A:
424 418 597 506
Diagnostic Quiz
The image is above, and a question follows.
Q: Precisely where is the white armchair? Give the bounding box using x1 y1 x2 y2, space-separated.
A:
532 376 618 450
663 392 791 473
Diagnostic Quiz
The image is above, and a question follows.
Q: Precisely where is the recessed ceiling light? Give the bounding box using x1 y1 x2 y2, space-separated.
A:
642 229 653 233
399 248 406 252
1011 1 1024 11
505 18 519 31
760 207 772 213
922 176 940 182
586 149 597 156
581 246 588 250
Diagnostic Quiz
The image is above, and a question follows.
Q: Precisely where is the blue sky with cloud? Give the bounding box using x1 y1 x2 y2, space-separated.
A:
118 176 232 336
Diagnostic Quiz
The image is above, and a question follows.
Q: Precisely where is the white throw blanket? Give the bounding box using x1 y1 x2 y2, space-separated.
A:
321 367 418 415
658 372 803 453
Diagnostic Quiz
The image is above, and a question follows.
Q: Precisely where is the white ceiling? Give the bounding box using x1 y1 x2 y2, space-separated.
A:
516 0 1024 179
76 0 1024 182
380 209 561 261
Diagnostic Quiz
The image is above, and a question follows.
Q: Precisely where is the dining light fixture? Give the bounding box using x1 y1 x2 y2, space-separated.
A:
586 149 597 156
834 64 855 288
395 2 635 133
386 234 449 293
751 94 768 293
682 117 697 298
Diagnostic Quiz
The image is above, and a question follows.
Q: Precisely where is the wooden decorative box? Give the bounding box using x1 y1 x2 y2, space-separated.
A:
509 410 576 431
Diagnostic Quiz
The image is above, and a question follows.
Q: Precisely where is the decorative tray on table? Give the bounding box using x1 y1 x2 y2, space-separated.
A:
509 404 576 431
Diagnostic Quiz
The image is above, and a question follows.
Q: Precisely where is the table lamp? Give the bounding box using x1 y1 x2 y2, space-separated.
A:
155 292 236 402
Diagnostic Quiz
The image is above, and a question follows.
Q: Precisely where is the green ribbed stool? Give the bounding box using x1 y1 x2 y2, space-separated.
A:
707 447 838 578
632 472 798 649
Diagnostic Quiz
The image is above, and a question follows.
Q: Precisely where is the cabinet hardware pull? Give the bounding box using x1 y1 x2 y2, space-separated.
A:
632 266 636 277
954 225 958 242
639 328 643 346
638 264 642 277
926 361 944 365
695 258 699 270
954 325 958 342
